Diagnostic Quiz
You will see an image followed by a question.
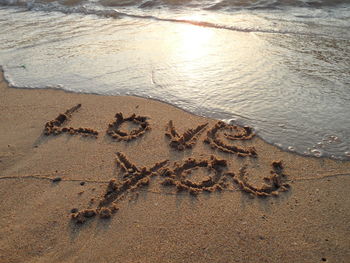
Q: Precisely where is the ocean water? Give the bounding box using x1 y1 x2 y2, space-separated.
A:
0 0 349 160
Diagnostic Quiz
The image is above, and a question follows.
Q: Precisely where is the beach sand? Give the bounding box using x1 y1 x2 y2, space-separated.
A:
0 68 349 263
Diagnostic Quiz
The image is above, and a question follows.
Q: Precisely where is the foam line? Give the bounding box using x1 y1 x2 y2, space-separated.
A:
0 3 332 37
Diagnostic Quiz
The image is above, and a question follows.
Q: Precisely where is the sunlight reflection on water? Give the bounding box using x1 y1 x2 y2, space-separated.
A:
0 7 349 160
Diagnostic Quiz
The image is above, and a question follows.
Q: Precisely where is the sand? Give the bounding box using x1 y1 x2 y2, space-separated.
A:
0 67 349 263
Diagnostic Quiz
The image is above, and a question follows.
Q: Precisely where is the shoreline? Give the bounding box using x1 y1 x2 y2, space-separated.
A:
2 66 348 162
0 68 350 262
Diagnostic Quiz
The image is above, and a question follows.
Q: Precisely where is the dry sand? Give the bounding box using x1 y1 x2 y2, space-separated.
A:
0 68 349 263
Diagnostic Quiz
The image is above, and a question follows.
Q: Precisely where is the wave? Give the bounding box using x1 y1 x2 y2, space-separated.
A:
0 2 342 38
1 0 349 10
203 0 350 11
1 0 349 37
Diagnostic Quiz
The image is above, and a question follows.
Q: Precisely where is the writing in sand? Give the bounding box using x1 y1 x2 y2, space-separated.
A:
44 104 290 224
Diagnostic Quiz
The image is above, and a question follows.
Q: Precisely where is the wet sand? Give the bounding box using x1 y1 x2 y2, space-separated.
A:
0 68 349 263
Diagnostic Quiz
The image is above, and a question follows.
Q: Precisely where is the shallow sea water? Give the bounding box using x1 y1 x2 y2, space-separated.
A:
0 0 349 160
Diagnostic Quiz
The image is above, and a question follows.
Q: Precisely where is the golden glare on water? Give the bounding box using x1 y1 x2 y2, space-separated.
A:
175 18 214 61
168 24 214 87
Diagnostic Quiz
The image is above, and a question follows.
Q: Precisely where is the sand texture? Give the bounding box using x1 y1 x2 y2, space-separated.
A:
0 69 349 263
